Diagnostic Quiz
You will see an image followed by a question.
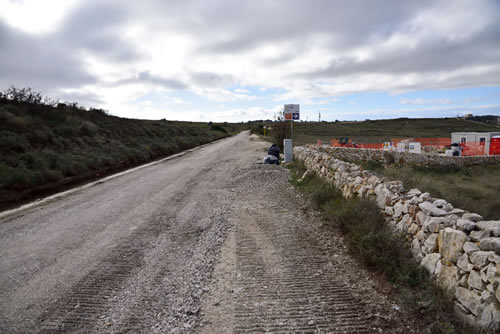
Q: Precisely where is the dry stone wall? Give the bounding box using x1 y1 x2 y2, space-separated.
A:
294 146 500 331
311 145 500 167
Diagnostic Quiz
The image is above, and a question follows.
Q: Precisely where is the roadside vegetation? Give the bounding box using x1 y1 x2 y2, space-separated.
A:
348 160 500 220
0 86 243 209
288 160 482 334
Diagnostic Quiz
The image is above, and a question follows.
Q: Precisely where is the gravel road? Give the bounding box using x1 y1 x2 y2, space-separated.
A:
0 132 419 333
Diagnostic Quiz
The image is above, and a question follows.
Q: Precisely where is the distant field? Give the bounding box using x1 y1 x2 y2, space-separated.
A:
252 117 500 219
288 118 500 145
0 98 244 209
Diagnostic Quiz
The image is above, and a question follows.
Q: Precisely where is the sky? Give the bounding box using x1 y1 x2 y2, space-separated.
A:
1 0 500 122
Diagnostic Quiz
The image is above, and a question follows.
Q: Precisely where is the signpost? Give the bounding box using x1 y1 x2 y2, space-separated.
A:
283 104 299 163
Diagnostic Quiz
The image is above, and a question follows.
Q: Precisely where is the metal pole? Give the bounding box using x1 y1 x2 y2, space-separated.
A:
291 119 293 139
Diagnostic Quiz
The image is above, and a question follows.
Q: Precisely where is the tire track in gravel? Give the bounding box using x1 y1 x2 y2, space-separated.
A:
200 165 377 333
36 165 227 334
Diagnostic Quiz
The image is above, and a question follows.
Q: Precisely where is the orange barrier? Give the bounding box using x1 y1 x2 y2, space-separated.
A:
461 142 486 156
356 143 384 149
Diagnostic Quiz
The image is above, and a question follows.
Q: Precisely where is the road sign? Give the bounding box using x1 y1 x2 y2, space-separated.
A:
284 104 299 113
284 104 300 121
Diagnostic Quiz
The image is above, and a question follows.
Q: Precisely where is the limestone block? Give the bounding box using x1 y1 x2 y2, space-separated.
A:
411 238 423 262
419 192 431 202
478 303 500 332
421 253 442 276
438 228 468 264
470 251 496 269
468 270 485 290
416 229 426 242
463 213 483 222
480 290 497 304
424 233 439 253
480 264 497 284
455 287 483 316
416 211 427 226
453 303 476 327
375 186 393 209
423 216 454 233
477 221 500 237
393 201 404 218
436 265 459 293
407 188 422 197
386 180 404 193
470 230 490 242
457 219 477 232
457 253 474 272
419 202 448 217
408 223 419 235
463 241 480 254
433 199 448 208
458 274 468 288
444 203 454 212
479 237 500 253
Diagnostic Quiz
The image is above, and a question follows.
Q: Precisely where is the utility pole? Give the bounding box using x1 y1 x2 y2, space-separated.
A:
318 110 321 122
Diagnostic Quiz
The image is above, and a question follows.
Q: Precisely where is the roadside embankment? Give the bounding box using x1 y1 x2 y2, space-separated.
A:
0 98 241 210
294 145 500 332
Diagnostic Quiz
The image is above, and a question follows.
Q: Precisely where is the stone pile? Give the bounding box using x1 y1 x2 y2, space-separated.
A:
310 145 500 167
294 146 500 331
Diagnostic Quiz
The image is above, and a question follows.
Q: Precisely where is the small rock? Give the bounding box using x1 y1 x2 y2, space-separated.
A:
470 251 495 269
477 221 500 237
421 253 442 276
455 287 482 316
479 237 500 253
467 270 485 290
457 253 473 272
438 228 468 264
463 241 480 254
433 199 447 208
470 230 490 242
478 303 500 331
419 202 448 217
462 213 483 222
456 219 476 232
424 233 439 252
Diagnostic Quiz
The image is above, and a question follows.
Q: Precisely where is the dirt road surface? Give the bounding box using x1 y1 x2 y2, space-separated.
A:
0 132 418 333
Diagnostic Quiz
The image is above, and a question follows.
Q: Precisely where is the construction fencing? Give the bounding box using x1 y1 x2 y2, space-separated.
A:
320 137 492 156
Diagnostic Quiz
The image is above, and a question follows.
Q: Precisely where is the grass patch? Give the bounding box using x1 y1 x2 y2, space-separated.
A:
288 160 481 334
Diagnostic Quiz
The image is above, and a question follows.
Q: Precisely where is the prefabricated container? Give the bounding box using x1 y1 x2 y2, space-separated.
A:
490 136 500 155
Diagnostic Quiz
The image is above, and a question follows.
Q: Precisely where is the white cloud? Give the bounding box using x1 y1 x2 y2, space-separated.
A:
400 98 452 105
0 0 499 120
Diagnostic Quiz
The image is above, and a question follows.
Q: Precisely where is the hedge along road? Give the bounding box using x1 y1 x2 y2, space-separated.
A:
0 131 417 333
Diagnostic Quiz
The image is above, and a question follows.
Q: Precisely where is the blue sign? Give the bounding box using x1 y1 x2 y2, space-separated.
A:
292 112 300 120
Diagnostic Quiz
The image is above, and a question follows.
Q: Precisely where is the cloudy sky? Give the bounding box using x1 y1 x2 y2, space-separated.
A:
1 0 500 122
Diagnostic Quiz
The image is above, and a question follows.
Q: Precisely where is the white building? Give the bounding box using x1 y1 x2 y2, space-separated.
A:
451 132 500 155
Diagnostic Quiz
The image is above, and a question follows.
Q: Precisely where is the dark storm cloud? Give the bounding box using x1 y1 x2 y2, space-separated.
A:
178 0 432 53
57 1 141 62
0 21 97 92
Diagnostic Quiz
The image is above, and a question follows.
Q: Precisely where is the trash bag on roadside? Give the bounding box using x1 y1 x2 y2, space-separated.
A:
263 155 279 165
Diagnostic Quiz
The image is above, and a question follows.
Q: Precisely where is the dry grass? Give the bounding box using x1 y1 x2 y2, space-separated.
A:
361 163 500 220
